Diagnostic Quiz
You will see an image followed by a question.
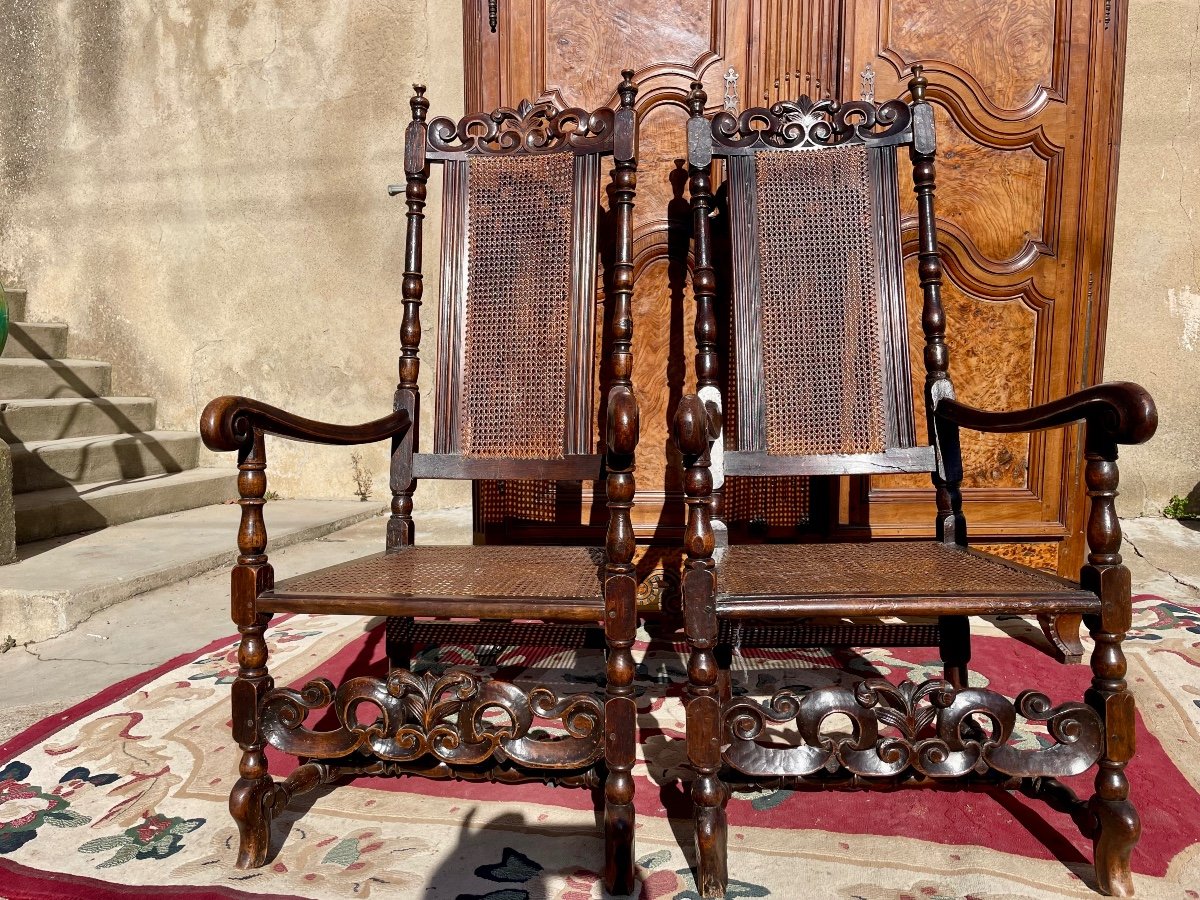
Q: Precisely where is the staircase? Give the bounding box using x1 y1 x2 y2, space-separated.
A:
1 287 234 543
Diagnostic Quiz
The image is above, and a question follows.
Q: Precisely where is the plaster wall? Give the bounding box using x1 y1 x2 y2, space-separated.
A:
0 0 468 506
1 2 1194 517
1106 0 1200 516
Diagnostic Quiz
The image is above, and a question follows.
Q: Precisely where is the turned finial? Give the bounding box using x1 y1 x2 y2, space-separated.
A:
687 80 707 117
618 69 637 109
410 84 429 122
908 65 927 102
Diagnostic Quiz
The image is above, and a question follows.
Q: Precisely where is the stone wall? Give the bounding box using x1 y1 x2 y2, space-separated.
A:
1105 0 1200 516
0 1 1194 516
0 0 467 506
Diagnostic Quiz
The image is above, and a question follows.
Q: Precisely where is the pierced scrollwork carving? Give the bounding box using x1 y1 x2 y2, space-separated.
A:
723 678 1102 781
428 99 616 156
260 668 604 771
711 96 912 151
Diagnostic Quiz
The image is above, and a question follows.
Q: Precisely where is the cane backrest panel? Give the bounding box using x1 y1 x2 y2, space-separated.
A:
459 152 576 459
416 100 626 471
701 97 926 473
754 144 890 456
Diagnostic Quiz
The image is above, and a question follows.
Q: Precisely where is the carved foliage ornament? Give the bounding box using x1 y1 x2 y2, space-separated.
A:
711 97 912 151
723 678 1103 780
260 668 604 770
428 99 616 155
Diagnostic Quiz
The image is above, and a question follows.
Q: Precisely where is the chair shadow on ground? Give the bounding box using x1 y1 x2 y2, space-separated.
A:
271 793 624 899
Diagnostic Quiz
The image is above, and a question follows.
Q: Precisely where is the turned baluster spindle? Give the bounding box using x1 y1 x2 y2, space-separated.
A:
910 65 970 688
236 432 268 565
389 84 430 551
909 65 964 545
682 80 728 897
602 68 639 896
689 82 724 542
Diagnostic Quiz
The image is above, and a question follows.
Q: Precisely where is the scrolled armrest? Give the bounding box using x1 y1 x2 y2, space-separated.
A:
934 381 1157 446
200 395 412 452
606 385 640 457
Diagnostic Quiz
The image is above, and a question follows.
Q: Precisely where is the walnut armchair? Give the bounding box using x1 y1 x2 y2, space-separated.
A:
674 70 1156 897
200 72 641 894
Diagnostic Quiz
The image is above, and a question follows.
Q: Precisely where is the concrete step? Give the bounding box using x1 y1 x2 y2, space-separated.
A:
14 469 237 544
0 500 388 642
3 287 27 321
3 322 69 359
0 397 157 443
0 358 110 400
10 430 200 493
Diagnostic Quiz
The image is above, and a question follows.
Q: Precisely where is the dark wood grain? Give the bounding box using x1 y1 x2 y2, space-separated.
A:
202 74 642 889
678 65 1156 897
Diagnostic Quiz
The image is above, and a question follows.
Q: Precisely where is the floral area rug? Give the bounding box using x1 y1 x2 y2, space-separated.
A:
2 596 1199 899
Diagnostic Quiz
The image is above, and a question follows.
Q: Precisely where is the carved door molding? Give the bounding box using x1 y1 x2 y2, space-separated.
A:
844 0 1129 575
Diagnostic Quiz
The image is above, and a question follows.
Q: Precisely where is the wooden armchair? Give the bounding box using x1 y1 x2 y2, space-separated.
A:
199 71 641 894
674 70 1156 897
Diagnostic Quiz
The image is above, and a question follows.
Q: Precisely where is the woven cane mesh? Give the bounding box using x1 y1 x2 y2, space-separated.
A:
475 480 560 524
461 153 575 459
755 145 888 456
273 546 605 601
718 542 1081 599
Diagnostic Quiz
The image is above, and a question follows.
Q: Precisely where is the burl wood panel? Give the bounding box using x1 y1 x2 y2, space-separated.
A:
846 0 1131 578
544 0 713 107
881 0 1059 111
888 268 1036 491
975 541 1060 573
631 256 695 499
898 106 1050 266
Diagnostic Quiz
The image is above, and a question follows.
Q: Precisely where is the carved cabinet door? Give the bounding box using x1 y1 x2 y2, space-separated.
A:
461 0 1127 582
842 0 1128 576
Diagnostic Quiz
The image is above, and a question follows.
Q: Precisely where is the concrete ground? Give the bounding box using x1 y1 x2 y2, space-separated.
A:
1 513 1196 745
0 507 472 743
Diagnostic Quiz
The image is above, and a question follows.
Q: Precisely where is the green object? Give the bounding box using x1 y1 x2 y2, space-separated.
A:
0 288 7 357
1163 494 1199 520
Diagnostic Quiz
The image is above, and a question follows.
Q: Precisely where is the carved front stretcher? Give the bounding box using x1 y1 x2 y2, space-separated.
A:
723 679 1101 782
261 670 604 775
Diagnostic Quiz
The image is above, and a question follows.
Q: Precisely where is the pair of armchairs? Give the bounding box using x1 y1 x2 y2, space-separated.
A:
200 69 1156 897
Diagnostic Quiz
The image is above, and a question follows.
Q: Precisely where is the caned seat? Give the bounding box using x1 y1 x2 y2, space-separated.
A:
674 71 1158 898
263 546 605 620
200 72 643 894
714 542 1099 617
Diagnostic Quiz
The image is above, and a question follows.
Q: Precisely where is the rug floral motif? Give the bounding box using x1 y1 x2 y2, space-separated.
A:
2 595 1199 899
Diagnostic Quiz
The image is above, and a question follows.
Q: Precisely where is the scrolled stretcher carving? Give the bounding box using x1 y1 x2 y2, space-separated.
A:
260 668 604 771
723 678 1102 781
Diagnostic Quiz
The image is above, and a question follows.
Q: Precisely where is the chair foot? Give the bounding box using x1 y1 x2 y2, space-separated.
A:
229 776 276 869
1091 795 1140 896
1039 613 1084 664
693 775 728 898
604 800 636 895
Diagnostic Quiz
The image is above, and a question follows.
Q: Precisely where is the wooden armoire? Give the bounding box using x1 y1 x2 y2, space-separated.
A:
460 1 1130 621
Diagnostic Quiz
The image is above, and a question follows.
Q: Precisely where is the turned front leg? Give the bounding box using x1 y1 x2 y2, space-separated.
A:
229 433 278 868
1081 440 1140 896
681 443 727 898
